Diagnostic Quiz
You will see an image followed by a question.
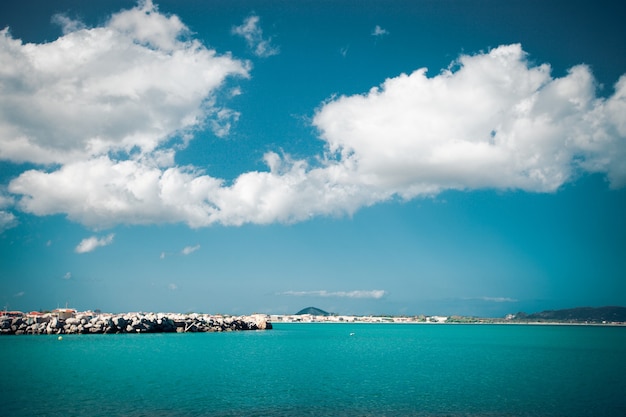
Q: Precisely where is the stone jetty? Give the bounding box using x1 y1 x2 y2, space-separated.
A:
0 312 272 335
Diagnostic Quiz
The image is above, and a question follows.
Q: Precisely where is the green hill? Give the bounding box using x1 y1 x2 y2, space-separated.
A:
517 306 626 323
295 307 330 316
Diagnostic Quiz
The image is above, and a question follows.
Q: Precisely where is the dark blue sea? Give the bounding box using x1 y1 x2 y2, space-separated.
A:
1 323 625 416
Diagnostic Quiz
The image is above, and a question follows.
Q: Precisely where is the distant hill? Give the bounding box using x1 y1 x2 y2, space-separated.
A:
516 306 626 323
295 307 330 316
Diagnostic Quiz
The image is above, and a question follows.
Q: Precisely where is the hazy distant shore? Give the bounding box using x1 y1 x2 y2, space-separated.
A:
269 314 626 326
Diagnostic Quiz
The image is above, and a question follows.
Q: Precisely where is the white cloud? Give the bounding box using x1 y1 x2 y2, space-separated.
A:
6 42 626 229
181 244 200 255
168 283 178 290
75 233 115 253
372 25 389 37
0 1 249 165
279 290 387 299
63 272 72 280
314 44 626 194
0 210 17 232
51 13 86 35
232 15 279 57
479 296 518 303
8 153 373 227
0 193 17 232
160 251 166 259
13 291 25 298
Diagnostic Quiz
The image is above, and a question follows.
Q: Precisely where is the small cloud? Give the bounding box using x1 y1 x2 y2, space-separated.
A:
481 296 518 303
279 290 386 299
466 296 518 303
160 251 166 259
232 15 279 57
51 13 86 35
75 233 115 254
63 272 72 280
340 45 350 57
181 244 200 255
13 291 25 298
209 107 240 138
168 283 178 291
0 211 18 232
372 25 389 37
0 193 14 208
0 193 18 232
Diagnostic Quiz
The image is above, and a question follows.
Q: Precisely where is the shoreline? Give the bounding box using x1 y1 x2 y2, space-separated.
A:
3 311 624 335
269 314 626 326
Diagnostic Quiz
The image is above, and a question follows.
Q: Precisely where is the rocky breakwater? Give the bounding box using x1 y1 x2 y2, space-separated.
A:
0 313 272 335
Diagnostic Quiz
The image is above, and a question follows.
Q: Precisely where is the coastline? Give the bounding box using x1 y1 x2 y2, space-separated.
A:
3 310 624 335
269 314 626 326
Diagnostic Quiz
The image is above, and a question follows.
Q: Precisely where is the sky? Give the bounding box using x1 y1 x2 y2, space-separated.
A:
1 0 625 317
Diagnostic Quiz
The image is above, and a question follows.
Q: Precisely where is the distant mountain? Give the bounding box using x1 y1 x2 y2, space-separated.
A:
295 307 330 316
516 306 626 323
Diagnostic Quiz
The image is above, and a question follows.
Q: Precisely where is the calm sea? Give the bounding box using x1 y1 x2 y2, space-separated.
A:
1 323 625 417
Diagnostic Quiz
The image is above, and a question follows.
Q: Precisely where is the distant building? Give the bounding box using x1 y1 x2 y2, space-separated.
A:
26 311 48 325
2 311 24 318
53 308 77 320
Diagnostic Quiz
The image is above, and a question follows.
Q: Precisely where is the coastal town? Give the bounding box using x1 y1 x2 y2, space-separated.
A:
269 313 450 323
267 305 626 325
269 313 626 325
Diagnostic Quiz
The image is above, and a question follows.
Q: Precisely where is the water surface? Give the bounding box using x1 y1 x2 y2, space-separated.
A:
1 323 625 416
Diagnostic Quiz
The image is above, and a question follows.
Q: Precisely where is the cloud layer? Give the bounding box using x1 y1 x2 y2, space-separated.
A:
2 1 625 231
279 290 387 299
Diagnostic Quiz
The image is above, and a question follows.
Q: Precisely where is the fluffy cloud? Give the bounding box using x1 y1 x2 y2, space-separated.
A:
279 290 387 299
75 233 115 253
0 0 249 165
9 153 374 227
314 44 626 195
232 15 279 58
5 38 626 229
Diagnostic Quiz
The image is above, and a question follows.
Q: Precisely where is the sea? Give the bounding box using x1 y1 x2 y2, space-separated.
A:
1 323 625 417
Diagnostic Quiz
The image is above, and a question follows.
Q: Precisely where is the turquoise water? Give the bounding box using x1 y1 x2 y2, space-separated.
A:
1 323 625 416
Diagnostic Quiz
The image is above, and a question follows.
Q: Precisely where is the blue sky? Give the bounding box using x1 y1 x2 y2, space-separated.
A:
1 0 625 317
